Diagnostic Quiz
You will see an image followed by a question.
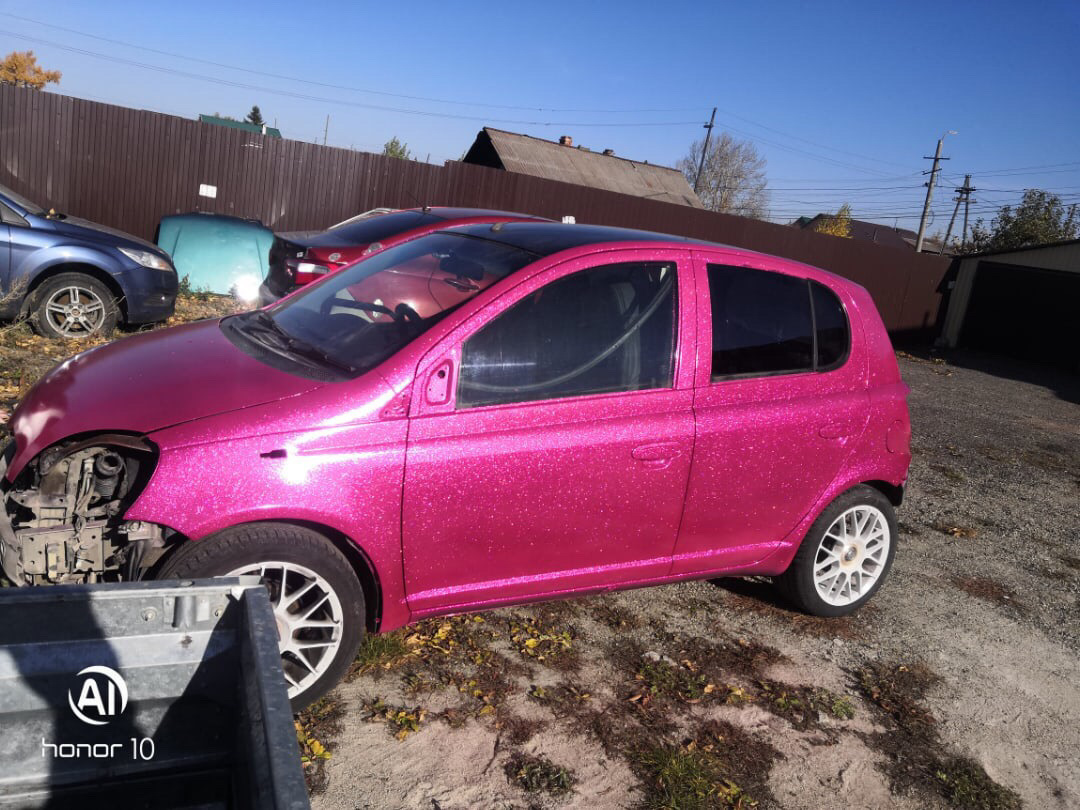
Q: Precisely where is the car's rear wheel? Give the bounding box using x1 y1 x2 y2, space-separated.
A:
29 272 119 339
776 485 897 617
156 523 365 709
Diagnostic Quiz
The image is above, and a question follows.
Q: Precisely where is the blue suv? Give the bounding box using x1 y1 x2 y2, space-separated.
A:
0 184 178 338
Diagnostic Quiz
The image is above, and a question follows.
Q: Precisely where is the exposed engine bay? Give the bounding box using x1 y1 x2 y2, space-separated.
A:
0 436 170 585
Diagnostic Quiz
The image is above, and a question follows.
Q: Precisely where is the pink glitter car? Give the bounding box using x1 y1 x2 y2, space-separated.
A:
1 222 911 707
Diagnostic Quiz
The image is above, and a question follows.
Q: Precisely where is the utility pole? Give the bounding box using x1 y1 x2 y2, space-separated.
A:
915 131 956 252
693 107 717 195
323 115 330 146
939 175 975 254
961 176 976 251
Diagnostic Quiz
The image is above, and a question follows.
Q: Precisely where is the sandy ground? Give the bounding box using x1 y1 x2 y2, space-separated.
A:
310 352 1079 810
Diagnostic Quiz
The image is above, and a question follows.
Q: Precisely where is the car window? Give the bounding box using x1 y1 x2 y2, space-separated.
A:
811 279 850 369
458 261 677 408
0 200 28 226
0 185 44 216
707 264 814 378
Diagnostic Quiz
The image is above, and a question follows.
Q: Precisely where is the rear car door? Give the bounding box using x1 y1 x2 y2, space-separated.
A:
402 249 697 615
672 252 869 575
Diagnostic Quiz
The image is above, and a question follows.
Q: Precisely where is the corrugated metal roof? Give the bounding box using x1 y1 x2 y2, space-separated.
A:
466 128 703 209
198 114 282 138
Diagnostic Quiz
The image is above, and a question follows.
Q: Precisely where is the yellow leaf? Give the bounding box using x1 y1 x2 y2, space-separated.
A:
524 638 540 648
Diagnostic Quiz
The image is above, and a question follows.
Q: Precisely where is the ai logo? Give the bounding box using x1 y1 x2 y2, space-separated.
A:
67 666 129 726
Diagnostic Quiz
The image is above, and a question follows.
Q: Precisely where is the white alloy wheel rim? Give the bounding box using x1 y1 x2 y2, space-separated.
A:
225 561 344 699
813 505 890 606
45 285 107 336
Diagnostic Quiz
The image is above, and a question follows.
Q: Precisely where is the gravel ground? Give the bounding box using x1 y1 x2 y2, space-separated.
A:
310 352 1079 810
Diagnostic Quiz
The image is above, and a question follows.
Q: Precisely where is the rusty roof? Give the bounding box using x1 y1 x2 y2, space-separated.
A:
462 128 703 209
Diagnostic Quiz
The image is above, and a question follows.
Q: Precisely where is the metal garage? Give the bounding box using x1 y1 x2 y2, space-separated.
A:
940 239 1080 369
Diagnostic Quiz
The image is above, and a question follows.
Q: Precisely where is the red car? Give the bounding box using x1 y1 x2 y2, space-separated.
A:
258 207 550 305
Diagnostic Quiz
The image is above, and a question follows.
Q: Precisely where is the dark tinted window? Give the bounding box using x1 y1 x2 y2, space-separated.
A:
707 264 813 378
327 210 443 244
459 262 677 407
811 280 849 369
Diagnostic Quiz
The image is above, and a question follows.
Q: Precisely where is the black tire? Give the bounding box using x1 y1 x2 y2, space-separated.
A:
157 523 366 710
30 272 119 339
775 484 898 617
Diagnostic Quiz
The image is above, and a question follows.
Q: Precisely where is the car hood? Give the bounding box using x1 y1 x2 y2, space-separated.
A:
48 216 163 253
6 319 324 480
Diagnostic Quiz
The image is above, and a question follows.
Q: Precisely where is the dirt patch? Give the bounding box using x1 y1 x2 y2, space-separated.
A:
712 578 874 640
856 661 1021 809
949 575 1024 611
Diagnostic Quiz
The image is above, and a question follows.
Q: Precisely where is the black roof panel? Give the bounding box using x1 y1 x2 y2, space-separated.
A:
444 221 715 257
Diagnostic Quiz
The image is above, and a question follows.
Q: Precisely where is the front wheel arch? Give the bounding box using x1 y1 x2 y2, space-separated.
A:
22 262 129 322
155 518 383 634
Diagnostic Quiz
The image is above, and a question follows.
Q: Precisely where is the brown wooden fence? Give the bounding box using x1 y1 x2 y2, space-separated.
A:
1 84 950 339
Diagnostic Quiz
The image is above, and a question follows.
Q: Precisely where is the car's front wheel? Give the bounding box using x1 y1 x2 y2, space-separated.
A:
30 272 119 339
776 485 897 616
156 523 366 709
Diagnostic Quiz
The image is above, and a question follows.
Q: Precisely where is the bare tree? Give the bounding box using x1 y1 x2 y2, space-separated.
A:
678 132 769 218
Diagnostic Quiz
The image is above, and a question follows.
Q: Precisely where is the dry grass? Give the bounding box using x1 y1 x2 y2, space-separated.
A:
1 292 246 438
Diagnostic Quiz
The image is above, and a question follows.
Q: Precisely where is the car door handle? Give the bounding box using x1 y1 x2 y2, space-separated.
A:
632 443 681 468
818 423 854 439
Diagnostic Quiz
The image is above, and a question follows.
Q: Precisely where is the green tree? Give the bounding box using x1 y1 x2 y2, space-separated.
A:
245 105 265 126
812 203 853 238
677 131 769 218
0 50 61 90
382 136 411 160
968 189 1078 252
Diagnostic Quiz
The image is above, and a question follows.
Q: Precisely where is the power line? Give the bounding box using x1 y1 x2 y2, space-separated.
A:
0 12 704 115
0 30 703 129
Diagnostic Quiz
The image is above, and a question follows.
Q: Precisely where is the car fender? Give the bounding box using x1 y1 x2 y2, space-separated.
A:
12 242 128 295
124 414 410 630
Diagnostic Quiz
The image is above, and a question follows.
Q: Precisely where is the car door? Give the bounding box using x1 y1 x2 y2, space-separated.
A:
672 252 869 575
402 248 697 615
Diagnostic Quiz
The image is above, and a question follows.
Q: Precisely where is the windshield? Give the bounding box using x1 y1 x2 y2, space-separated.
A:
245 231 539 377
0 184 45 216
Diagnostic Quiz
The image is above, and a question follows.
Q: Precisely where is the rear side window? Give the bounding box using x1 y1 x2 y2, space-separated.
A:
459 261 677 407
708 264 813 377
707 264 849 379
810 280 849 369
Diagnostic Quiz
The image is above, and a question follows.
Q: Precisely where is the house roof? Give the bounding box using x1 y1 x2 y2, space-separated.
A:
793 214 949 252
462 128 703 208
198 114 282 138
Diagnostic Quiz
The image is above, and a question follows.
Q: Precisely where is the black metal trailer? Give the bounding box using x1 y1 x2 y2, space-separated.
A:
0 578 310 810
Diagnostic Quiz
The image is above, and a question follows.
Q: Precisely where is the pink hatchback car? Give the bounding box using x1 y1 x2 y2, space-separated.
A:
1 222 911 707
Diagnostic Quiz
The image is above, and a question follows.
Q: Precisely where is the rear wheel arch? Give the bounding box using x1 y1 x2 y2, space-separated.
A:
864 479 904 507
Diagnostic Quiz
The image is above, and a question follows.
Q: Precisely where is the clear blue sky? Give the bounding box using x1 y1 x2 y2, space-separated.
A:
2 0 1078 232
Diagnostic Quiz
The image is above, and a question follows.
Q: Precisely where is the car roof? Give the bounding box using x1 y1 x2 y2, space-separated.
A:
409 207 551 222
441 221 717 256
